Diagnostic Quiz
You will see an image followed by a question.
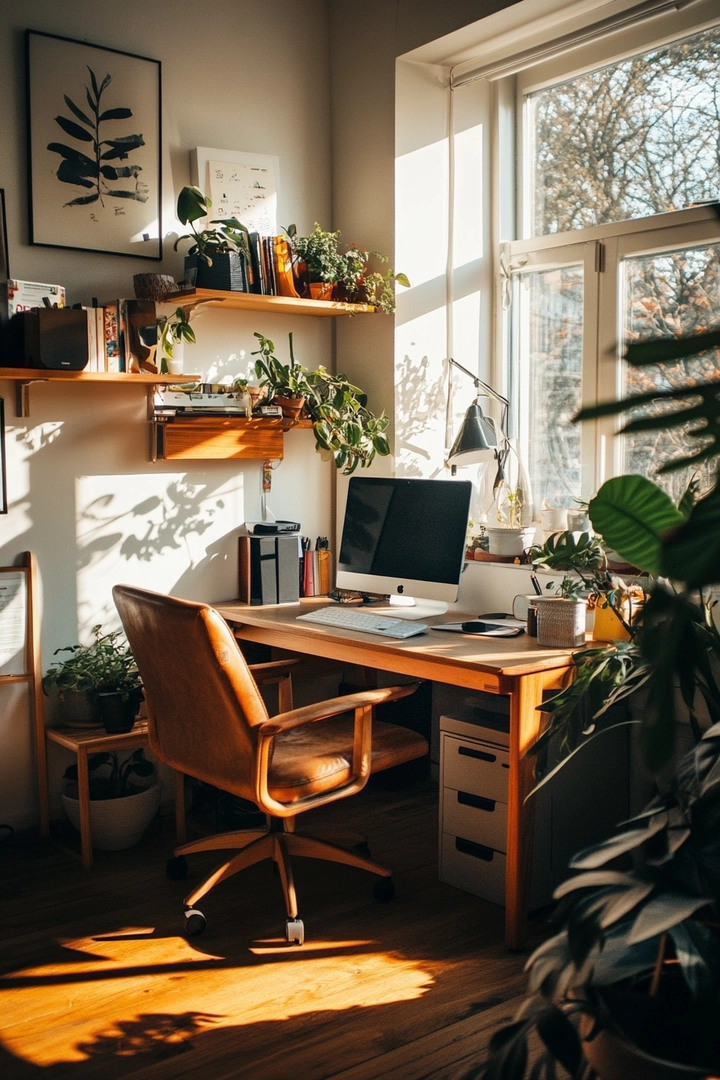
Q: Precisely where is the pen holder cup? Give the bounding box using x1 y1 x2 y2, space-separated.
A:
512 594 540 636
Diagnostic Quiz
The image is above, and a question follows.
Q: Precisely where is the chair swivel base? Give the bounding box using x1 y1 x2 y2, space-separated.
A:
167 821 394 943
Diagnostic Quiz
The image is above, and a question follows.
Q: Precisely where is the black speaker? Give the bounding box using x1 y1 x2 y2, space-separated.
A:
238 534 300 605
6 309 89 370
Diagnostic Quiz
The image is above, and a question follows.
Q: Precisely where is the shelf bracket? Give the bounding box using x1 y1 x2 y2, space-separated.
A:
15 380 42 418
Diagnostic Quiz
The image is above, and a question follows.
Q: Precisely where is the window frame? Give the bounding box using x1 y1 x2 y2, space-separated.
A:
496 9 720 504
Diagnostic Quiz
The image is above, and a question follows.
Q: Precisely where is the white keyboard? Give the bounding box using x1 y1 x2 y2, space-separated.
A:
296 606 428 638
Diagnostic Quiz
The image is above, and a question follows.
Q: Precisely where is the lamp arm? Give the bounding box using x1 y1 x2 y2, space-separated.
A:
448 357 509 408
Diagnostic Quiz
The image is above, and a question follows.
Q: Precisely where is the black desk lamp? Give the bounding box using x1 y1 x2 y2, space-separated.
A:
447 358 509 474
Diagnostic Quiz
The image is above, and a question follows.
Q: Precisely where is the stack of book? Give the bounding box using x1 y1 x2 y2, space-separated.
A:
85 298 158 373
243 234 308 298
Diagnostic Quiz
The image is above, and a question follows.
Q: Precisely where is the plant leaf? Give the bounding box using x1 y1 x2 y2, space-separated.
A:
625 328 720 366
661 484 720 587
626 893 708 943
53 115 94 142
63 95 93 127
64 193 100 206
47 143 96 170
588 475 684 573
104 189 149 202
98 107 133 121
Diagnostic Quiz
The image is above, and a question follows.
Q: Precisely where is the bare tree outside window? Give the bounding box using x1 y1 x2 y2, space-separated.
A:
530 26 720 236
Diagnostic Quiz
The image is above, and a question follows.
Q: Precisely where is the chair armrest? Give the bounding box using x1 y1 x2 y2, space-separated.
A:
261 683 418 735
253 682 419 817
248 659 300 685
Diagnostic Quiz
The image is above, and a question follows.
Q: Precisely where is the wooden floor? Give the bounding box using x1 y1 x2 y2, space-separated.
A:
0 778 549 1080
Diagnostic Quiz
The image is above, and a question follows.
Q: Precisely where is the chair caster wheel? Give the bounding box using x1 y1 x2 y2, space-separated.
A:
285 918 304 945
166 855 188 880
184 908 207 936
373 877 395 903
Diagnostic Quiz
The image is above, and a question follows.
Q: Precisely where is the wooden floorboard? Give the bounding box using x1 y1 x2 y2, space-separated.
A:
0 779 549 1080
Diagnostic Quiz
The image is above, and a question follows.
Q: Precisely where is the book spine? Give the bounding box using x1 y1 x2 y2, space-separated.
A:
104 304 119 372
117 299 128 373
317 549 331 595
274 237 301 298
248 233 265 294
84 309 98 372
96 307 106 371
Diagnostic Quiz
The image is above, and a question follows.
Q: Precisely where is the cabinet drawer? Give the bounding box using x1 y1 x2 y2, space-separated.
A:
441 734 509 803
440 832 507 906
443 786 508 852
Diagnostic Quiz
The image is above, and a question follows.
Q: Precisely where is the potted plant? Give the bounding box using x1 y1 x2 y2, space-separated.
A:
477 326 720 1079
527 530 608 647
285 223 344 299
158 306 196 375
334 242 410 314
43 625 144 735
286 223 410 312
174 185 251 291
251 332 391 473
61 749 160 851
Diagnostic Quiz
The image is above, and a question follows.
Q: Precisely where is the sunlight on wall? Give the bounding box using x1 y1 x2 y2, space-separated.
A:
396 138 449 288
0 931 434 1066
75 471 245 637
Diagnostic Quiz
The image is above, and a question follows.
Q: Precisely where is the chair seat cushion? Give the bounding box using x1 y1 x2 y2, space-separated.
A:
268 717 428 803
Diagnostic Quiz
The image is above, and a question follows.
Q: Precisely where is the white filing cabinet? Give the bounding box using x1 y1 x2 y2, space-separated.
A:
439 707 629 909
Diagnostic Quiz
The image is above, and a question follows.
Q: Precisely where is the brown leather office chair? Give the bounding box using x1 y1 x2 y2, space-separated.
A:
113 585 427 944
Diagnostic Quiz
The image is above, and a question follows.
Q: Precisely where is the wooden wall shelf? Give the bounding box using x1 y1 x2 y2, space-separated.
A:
165 288 376 317
152 415 313 461
0 369 200 418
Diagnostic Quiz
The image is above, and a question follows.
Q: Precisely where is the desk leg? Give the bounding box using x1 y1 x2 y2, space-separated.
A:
505 672 547 951
76 746 93 870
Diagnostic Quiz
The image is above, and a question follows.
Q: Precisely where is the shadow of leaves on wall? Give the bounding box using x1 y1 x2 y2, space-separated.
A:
78 480 226 568
395 353 447 476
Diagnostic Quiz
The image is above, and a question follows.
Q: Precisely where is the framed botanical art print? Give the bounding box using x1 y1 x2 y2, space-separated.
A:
26 30 162 259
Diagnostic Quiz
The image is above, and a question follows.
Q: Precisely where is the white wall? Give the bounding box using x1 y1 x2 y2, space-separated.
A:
0 0 336 830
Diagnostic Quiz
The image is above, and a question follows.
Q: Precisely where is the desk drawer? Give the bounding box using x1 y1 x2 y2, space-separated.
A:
443 786 507 852
440 832 507 907
441 734 509 803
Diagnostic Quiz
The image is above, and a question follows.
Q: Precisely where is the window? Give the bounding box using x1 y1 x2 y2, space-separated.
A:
504 13 720 512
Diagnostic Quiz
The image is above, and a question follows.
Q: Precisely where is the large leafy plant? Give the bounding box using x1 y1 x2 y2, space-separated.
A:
478 326 720 1077
48 67 147 208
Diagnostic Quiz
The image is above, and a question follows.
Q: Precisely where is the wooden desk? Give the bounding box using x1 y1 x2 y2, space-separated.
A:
215 599 576 950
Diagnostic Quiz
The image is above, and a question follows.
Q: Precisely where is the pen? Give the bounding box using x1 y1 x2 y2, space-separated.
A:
530 572 542 595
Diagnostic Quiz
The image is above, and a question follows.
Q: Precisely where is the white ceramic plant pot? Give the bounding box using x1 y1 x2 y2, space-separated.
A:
486 526 536 557
61 782 160 851
167 341 184 375
535 597 587 648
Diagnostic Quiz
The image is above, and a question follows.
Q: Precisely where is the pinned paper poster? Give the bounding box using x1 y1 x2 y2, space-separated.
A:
208 160 277 236
0 571 27 676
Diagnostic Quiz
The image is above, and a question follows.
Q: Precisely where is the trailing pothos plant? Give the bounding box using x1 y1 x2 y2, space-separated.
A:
477 325 720 1078
251 332 391 474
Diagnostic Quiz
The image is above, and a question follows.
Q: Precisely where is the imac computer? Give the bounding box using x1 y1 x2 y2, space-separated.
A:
335 476 472 620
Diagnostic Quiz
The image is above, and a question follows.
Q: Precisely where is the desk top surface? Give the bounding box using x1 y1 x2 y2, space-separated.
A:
215 598 578 688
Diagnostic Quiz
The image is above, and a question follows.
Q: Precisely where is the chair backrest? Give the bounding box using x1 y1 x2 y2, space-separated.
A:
113 584 269 800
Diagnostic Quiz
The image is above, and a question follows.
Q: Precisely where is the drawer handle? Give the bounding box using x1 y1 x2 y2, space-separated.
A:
458 746 496 763
456 836 495 862
458 791 496 813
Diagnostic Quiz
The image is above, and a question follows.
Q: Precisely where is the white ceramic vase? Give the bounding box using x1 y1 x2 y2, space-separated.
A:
486 525 536 557
61 782 160 851
167 341 184 375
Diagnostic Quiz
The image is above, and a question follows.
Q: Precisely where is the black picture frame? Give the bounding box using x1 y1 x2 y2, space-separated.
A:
0 188 9 328
0 399 7 515
26 30 162 260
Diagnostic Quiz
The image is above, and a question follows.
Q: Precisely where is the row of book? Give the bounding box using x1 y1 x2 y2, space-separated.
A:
192 234 309 298
301 539 332 597
83 299 158 373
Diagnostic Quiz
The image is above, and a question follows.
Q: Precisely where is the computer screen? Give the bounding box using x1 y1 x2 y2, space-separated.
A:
336 477 472 619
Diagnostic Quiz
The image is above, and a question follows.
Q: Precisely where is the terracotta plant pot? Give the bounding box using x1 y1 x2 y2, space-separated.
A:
273 395 306 420
308 282 334 301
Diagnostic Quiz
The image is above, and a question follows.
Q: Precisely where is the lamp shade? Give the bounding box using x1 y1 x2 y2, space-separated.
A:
448 402 498 465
